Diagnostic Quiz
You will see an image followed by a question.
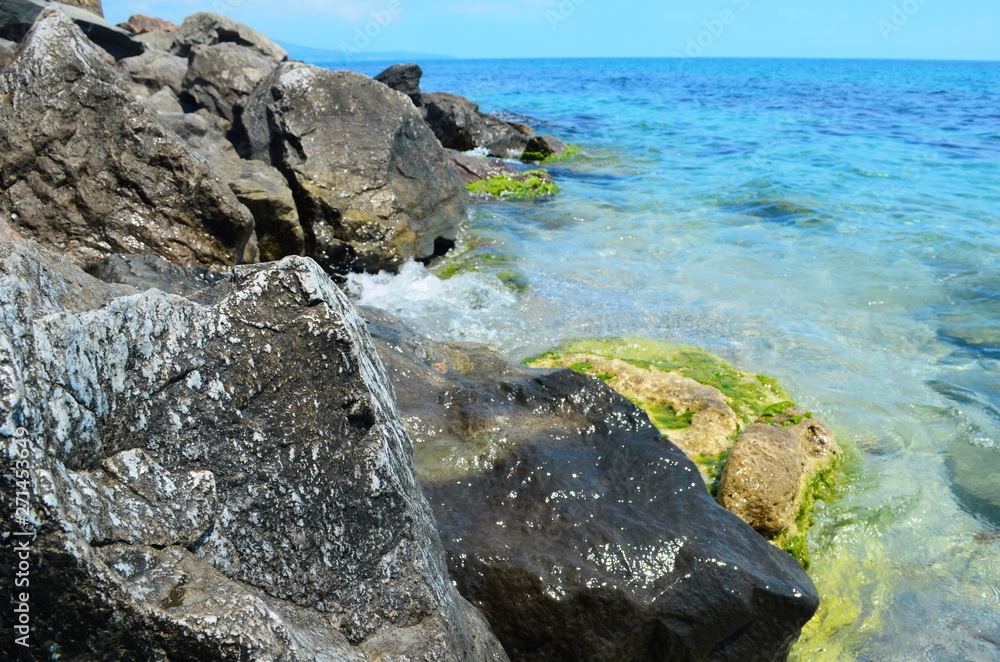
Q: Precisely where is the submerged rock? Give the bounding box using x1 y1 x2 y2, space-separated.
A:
0 9 257 270
232 62 468 274
364 308 819 662
0 241 508 661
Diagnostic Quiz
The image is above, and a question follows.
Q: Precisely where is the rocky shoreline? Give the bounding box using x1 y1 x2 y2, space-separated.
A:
2 5 831 661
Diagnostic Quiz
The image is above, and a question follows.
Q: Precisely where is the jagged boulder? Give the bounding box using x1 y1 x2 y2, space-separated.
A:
0 10 257 270
87 253 228 296
115 49 187 96
182 42 278 120
0 241 509 661
169 12 286 62
232 62 469 274
0 0 142 59
374 62 423 99
363 307 820 662
118 14 178 35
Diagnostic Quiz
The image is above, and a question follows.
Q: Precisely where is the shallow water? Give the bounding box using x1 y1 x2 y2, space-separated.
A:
343 58 1000 659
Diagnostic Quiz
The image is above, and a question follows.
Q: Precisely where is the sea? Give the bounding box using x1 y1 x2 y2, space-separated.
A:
337 57 1000 660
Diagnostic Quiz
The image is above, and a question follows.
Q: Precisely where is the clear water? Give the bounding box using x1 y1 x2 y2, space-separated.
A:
343 58 1000 660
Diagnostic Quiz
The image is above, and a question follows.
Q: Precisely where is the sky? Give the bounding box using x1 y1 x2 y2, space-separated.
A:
102 0 1000 61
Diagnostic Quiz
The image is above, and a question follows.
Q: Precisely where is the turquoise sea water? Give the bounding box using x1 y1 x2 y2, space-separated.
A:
343 58 1000 660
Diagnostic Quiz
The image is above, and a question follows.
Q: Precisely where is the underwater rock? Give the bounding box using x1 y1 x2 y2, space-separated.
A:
363 308 819 662
168 12 286 62
232 62 468 274
0 9 257 270
947 437 1000 525
0 241 508 661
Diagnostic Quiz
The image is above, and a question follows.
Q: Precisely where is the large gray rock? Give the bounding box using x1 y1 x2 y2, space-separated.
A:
363 308 820 662
0 241 508 661
0 36 16 68
374 62 423 99
115 49 187 96
419 92 533 157
0 10 257 270
159 110 239 158
169 12 286 62
232 62 469 274
182 42 278 120
0 0 142 59
87 253 228 296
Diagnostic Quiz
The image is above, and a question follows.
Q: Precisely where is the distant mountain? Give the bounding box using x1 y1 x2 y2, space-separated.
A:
276 41 455 64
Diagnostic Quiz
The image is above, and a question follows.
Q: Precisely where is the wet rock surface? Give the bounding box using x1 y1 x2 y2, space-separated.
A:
363 308 820 662
233 62 468 274
0 9 256 270
0 241 508 661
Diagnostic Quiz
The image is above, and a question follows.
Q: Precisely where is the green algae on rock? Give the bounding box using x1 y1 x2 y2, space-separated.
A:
466 171 559 198
522 142 581 163
525 335 843 564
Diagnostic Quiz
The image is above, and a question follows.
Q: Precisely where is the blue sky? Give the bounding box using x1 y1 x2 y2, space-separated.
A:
102 0 1000 60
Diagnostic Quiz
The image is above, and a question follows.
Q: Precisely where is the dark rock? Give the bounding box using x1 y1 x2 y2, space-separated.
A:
420 92 533 157
232 62 468 274
169 12 286 62
182 42 278 120
718 409 839 538
118 13 178 34
362 307 820 662
947 437 1000 525
0 240 509 661
0 9 256 270
159 110 239 158
374 62 423 98
0 0 142 59
524 134 569 160
449 152 553 189
116 49 187 96
205 155 305 261
87 252 227 296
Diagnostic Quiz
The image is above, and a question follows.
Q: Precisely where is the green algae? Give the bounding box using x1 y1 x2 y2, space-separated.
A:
466 171 559 198
522 143 581 163
524 335 790 425
430 236 529 293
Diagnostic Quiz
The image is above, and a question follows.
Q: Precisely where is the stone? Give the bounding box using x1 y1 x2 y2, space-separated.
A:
118 14 178 35
87 253 228 296
204 155 305 262
450 151 548 186
232 62 468 274
58 0 104 16
523 134 569 160
0 36 16 69
115 49 187 96
159 110 239 158
0 240 509 661
0 0 142 59
420 92 533 157
182 42 278 120
718 409 840 538
363 307 820 662
169 12 286 62
145 86 184 113
0 214 21 242
374 62 423 99
0 9 257 270
134 28 174 52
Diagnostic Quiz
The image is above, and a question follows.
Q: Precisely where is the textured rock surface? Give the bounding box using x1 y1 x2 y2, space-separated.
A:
182 42 278 120
374 62 423 98
524 134 569 160
364 307 820 662
718 409 840 538
159 110 239 158
0 0 141 59
0 10 256 270
87 253 228 296
118 13 178 35
0 36 16 68
116 49 187 96
420 92 533 157
169 12 286 62
232 62 469 274
450 152 550 186
0 241 508 661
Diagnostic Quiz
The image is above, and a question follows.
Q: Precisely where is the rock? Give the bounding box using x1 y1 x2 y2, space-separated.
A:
169 12 286 62
87 253 228 296
118 14 178 35
0 240 509 661
159 110 239 158
523 134 569 161
0 0 142 59
363 308 820 662
205 155 305 262
232 62 468 274
0 36 16 68
145 86 184 113
0 214 20 242
115 49 187 96
0 9 256 270
419 92 532 157
374 62 423 99
58 0 104 16
450 151 541 185
134 28 175 52
182 42 278 120
718 408 840 539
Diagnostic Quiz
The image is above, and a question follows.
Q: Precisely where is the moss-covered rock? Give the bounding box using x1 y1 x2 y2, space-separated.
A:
466 171 558 198
522 142 581 163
